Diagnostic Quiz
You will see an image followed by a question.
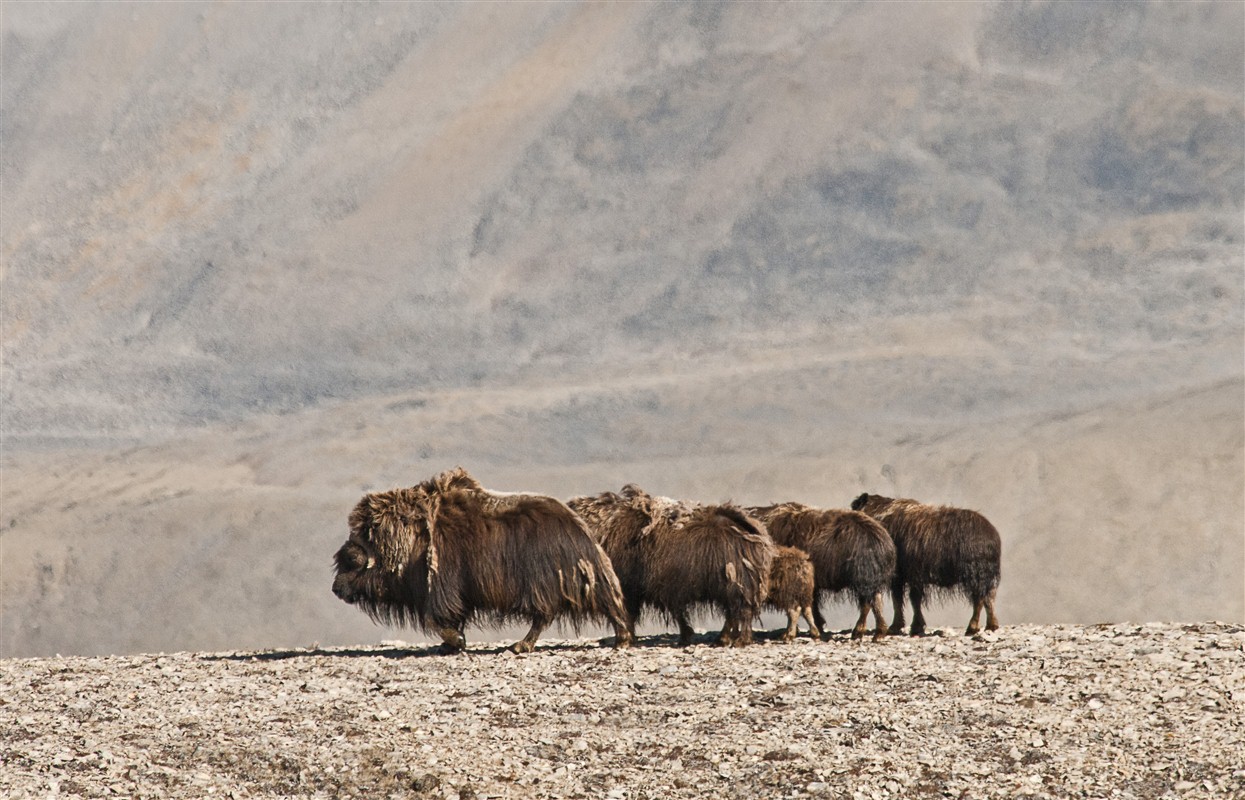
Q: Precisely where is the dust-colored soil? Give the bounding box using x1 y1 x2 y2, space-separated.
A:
2 623 1242 799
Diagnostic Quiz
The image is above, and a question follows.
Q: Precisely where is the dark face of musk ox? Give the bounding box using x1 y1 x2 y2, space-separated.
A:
331 539 374 604
331 536 415 614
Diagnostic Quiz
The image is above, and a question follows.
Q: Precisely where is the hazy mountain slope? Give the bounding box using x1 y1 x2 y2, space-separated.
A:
1 2 1241 657
3 2 1240 433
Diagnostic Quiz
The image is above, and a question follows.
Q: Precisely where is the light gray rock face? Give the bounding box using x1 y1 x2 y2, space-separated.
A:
2 623 1242 798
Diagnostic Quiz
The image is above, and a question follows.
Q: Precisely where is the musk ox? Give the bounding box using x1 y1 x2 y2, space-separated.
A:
568 485 773 647
764 545 821 642
747 503 896 642
851 493 1001 637
331 467 633 654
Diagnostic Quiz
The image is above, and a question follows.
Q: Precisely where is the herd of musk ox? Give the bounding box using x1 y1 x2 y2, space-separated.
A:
332 468 1002 653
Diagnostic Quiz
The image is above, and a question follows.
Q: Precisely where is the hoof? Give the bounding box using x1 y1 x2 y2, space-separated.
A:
612 632 633 650
510 640 535 655
888 624 906 636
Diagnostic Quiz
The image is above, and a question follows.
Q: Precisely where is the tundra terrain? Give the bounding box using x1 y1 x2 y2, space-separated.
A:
2 623 1243 799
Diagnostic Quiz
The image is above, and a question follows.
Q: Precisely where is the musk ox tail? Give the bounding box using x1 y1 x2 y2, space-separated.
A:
566 541 633 642
954 510 1002 593
705 505 772 605
835 512 897 605
682 504 773 644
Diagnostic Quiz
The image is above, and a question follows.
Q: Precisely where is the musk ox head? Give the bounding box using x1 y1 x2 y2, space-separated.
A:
852 493 894 514
331 467 481 625
331 487 429 624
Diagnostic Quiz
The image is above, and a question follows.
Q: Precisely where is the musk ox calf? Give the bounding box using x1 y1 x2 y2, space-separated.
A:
763 545 821 642
332 467 633 654
747 503 896 642
851 493 1001 637
568 485 773 647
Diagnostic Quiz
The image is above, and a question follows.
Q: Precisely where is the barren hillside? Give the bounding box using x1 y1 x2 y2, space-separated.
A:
2 2 1242 657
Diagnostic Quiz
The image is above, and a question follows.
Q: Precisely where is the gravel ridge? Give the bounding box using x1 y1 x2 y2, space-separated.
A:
2 623 1242 799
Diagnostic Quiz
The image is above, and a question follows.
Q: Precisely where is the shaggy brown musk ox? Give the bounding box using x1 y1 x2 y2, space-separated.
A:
764 545 821 642
746 504 895 641
851 493 1001 637
568 485 773 647
332 467 633 653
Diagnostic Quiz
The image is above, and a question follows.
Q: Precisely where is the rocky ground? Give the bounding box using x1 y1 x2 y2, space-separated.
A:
1 622 1242 799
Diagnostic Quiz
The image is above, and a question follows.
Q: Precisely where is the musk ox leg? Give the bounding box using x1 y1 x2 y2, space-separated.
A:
511 614 551 654
623 597 643 641
967 586 1001 635
908 584 927 636
801 605 822 641
870 592 887 642
889 580 907 635
966 595 986 636
612 620 634 649
850 597 871 641
603 597 635 649
437 627 466 655
675 610 696 647
811 592 829 637
984 590 1000 631
782 607 800 642
725 612 753 647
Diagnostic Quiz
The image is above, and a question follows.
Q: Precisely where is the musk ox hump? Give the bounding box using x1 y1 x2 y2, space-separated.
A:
478 487 558 516
642 495 694 535
619 483 649 502
414 466 484 498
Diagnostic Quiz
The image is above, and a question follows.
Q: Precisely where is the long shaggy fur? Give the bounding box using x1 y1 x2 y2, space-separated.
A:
748 503 896 641
851 493 1001 636
568 485 773 647
331 467 632 653
764 546 820 642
